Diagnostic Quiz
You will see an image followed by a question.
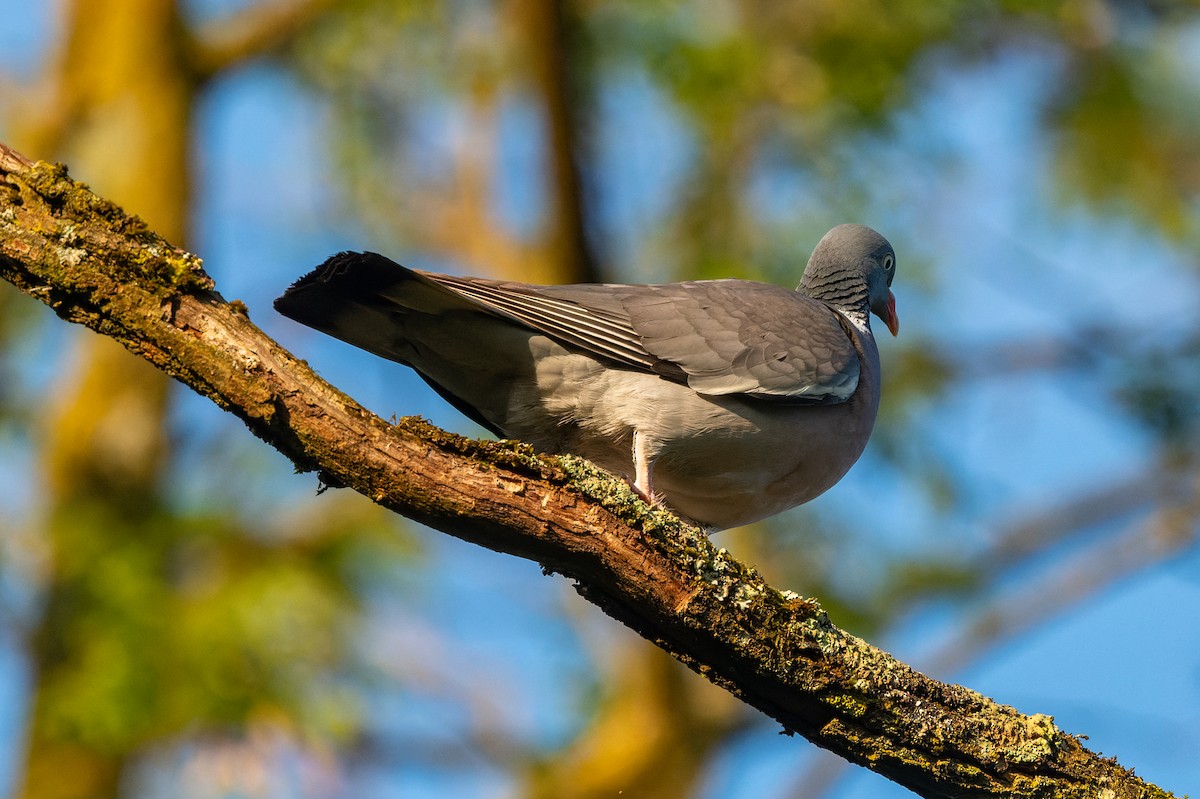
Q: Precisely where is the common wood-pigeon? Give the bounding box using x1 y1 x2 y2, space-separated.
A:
275 223 899 530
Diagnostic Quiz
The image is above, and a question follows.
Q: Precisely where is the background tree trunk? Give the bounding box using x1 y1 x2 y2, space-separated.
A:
18 1 190 796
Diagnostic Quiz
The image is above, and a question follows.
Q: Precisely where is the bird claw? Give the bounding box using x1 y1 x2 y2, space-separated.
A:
626 478 665 508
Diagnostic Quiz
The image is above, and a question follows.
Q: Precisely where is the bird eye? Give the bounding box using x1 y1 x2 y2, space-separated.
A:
882 253 895 273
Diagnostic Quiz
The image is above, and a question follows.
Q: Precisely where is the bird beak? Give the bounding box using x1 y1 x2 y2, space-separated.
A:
880 290 899 337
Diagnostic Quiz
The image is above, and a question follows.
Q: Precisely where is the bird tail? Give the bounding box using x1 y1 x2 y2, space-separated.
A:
275 251 462 366
274 251 512 435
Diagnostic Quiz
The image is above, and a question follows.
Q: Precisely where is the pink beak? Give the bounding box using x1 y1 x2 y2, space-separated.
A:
883 290 899 337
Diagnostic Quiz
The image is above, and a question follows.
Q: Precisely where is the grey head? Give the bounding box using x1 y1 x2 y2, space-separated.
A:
799 223 899 337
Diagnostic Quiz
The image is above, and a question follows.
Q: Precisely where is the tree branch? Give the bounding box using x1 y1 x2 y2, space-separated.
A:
0 142 1175 799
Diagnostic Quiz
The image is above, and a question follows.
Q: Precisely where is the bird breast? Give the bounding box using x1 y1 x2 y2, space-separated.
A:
509 326 882 530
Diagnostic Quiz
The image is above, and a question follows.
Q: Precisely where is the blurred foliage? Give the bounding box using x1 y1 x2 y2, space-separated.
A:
1115 334 1200 448
1 0 1199 798
1050 10 1200 236
286 0 1200 369
32 500 408 754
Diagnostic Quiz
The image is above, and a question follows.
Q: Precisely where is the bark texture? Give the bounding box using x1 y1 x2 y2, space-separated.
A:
0 144 1176 799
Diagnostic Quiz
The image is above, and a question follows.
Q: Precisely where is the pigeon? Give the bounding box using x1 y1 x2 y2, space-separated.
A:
275 223 898 530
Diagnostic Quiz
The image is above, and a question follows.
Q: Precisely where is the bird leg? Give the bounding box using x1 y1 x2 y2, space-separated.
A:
630 430 663 506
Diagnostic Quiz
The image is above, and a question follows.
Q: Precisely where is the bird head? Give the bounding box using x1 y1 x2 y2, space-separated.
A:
799 223 900 337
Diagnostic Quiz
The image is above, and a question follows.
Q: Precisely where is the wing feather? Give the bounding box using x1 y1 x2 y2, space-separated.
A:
421 272 860 403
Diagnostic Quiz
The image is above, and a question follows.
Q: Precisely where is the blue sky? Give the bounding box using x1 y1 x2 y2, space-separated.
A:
1 3 1198 797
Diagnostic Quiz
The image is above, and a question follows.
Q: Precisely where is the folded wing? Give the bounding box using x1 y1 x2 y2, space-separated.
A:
423 272 860 404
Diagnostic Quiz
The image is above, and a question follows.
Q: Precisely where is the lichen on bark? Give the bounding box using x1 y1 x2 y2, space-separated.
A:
1 158 212 297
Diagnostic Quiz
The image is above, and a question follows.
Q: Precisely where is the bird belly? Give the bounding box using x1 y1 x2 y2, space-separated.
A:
528 355 877 530
647 399 875 529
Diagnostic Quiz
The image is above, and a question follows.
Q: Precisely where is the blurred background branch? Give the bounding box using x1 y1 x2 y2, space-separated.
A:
188 0 340 79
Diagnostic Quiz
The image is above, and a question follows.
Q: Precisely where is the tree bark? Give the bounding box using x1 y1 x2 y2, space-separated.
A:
0 143 1176 799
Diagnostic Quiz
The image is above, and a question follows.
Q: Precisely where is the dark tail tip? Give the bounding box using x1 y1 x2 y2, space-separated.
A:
275 251 372 302
274 251 406 319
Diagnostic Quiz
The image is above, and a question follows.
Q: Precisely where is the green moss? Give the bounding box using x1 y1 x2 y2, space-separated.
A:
127 245 210 291
18 160 213 294
478 437 547 473
1006 713 1058 763
827 692 869 718
556 454 648 515
394 415 458 443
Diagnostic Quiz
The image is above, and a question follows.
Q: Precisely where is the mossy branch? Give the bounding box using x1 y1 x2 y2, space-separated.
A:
0 142 1177 799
